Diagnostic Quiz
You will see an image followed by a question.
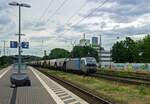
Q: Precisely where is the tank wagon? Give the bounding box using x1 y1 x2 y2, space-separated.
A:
29 57 97 74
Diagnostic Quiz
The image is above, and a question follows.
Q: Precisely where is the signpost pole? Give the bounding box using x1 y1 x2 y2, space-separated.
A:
99 35 101 68
18 5 21 73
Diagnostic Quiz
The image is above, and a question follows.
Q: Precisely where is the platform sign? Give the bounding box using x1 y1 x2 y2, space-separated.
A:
21 42 29 49
10 41 18 48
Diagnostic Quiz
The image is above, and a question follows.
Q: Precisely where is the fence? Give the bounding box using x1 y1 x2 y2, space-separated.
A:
102 63 150 71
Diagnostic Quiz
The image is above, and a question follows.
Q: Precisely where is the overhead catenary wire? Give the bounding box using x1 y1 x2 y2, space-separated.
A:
60 0 109 35
72 0 108 27
38 0 54 22
46 0 69 23
64 1 88 25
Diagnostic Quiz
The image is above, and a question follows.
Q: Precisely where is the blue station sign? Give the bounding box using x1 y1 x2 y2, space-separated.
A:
21 42 29 49
10 41 18 48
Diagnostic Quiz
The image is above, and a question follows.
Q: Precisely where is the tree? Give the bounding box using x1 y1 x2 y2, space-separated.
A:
0 56 14 67
142 35 150 62
134 40 143 62
71 46 98 61
111 41 127 63
111 37 138 63
49 48 70 59
124 37 138 62
111 35 150 63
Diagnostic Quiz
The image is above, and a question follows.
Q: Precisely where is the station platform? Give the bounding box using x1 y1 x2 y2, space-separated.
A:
0 66 88 104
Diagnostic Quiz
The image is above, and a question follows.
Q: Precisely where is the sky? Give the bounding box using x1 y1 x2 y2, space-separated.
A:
0 0 150 57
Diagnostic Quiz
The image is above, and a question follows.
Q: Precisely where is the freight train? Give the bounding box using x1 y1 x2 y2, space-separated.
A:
29 57 97 74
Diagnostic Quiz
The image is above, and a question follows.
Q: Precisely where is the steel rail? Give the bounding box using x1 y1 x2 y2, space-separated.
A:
96 72 150 81
92 73 150 86
38 68 113 104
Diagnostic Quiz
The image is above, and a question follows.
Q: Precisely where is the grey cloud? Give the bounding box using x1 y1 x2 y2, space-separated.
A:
0 0 10 9
100 21 106 29
54 21 72 34
22 21 46 31
85 0 150 23
69 21 150 39
57 35 80 43
71 22 107 34
86 0 100 3
114 25 150 35
116 0 149 5
30 36 51 40
0 9 16 35
0 15 11 25
33 22 47 31
34 22 46 28
99 25 150 39
87 0 149 5
72 24 90 33
32 27 46 31
55 25 65 33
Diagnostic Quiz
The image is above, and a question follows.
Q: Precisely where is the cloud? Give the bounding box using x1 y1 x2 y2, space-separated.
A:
66 20 150 38
30 36 56 40
87 0 149 5
22 21 47 32
85 0 150 23
32 27 46 31
0 8 16 38
1 0 150 56
55 25 66 33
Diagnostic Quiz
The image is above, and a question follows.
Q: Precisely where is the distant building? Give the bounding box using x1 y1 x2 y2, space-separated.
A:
79 39 90 46
100 50 112 67
78 33 91 46
92 37 98 46
91 36 112 67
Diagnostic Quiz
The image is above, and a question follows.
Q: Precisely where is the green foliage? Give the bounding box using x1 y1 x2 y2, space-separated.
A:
49 48 70 59
142 35 150 62
25 55 41 62
43 69 150 104
71 46 98 61
138 85 149 95
111 37 137 63
0 56 13 67
111 35 150 63
126 64 133 71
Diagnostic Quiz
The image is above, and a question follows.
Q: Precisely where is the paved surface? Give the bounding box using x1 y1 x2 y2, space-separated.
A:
0 66 88 104
0 67 13 104
0 66 10 78
30 67 88 104
15 68 56 104
0 66 56 104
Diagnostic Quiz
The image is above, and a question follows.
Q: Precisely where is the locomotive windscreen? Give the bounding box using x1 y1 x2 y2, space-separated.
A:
85 57 97 64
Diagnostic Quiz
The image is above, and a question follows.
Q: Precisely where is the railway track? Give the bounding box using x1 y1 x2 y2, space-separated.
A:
92 73 150 86
38 68 113 104
96 72 150 81
35 66 150 86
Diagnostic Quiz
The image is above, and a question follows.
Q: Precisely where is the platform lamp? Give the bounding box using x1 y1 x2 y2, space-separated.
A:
9 2 31 73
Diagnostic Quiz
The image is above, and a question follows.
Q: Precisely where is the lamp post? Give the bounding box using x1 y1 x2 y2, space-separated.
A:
99 35 101 68
9 2 31 73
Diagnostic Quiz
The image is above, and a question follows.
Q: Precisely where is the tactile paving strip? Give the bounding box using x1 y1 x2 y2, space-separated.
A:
30 67 88 104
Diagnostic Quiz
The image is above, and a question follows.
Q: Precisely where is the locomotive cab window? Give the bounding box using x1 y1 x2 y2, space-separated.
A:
81 60 85 65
